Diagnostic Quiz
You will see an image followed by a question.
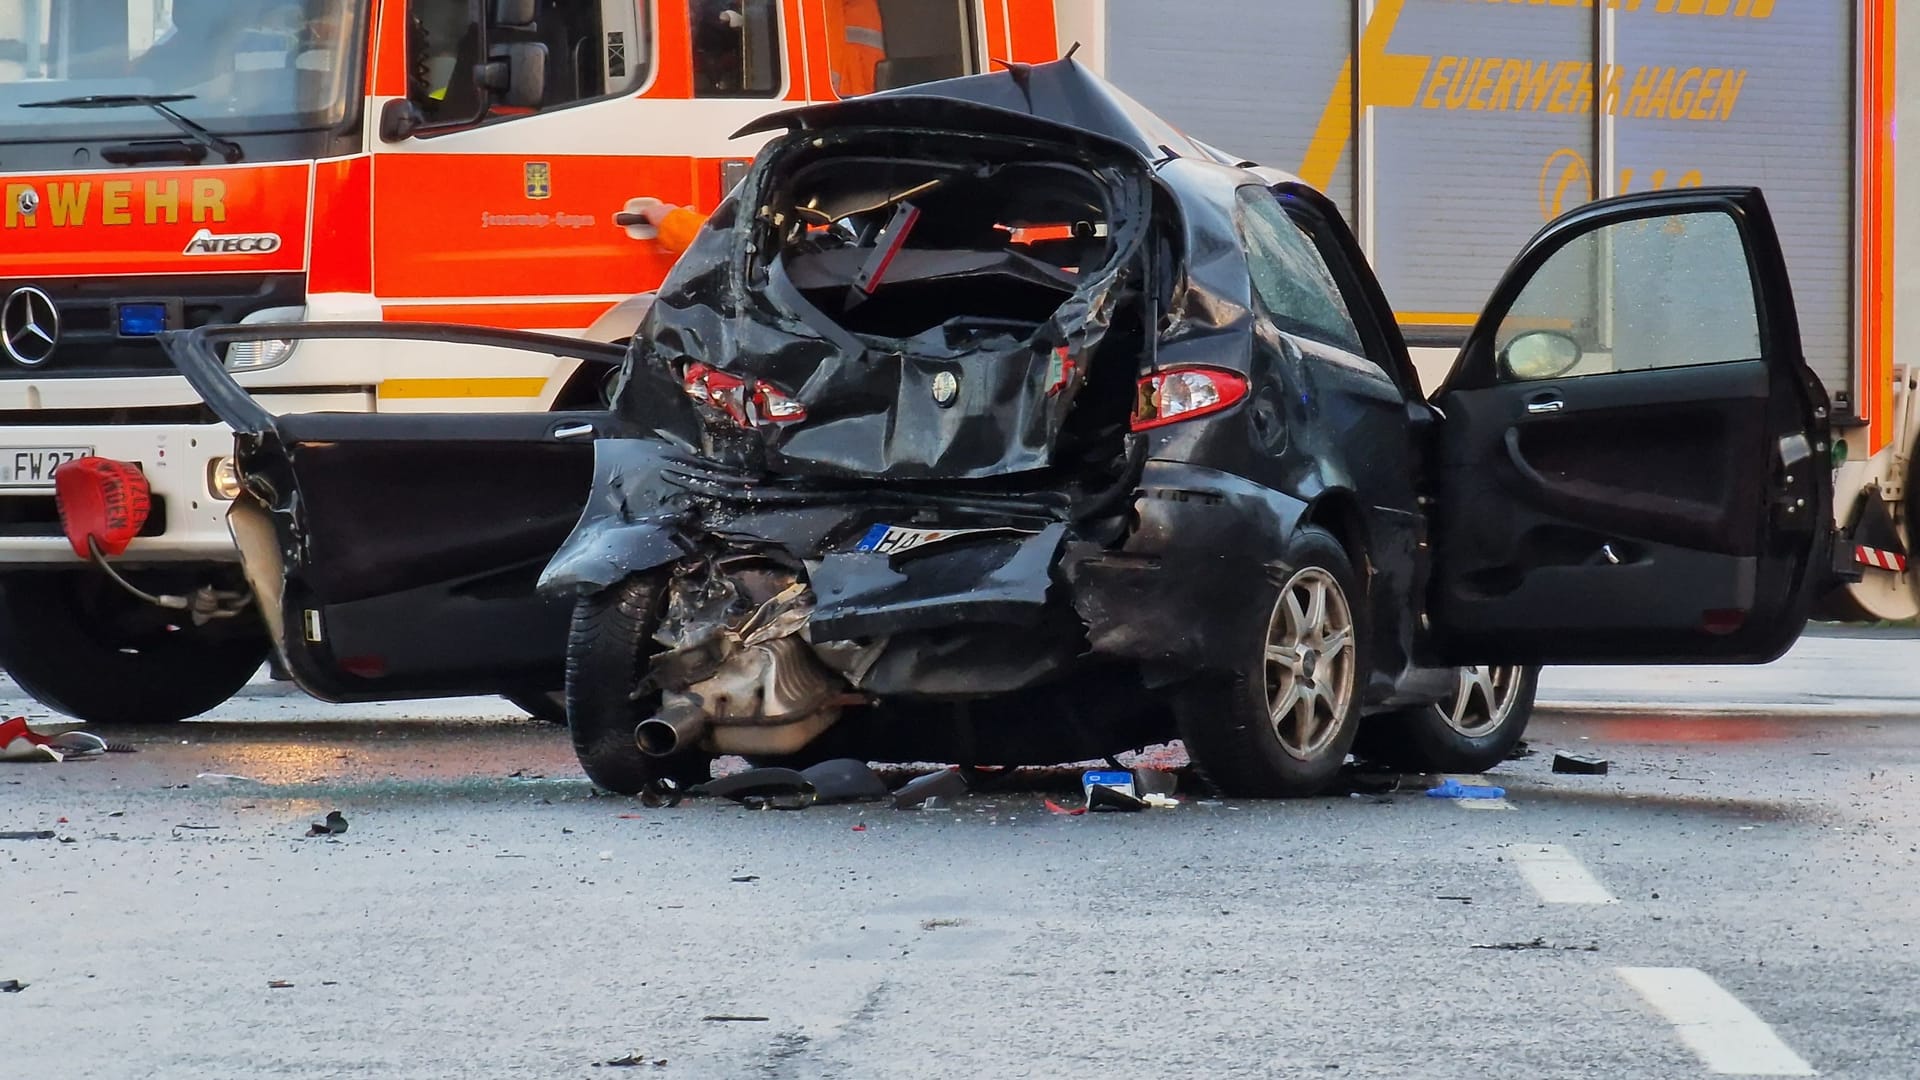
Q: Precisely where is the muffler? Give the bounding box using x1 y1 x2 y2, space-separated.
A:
636 699 709 758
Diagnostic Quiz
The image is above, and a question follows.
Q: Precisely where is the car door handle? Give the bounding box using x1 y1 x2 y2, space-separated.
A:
1525 396 1565 415
552 423 596 440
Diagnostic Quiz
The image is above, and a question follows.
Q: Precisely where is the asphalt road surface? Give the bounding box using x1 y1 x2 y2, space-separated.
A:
4 626 1916 1078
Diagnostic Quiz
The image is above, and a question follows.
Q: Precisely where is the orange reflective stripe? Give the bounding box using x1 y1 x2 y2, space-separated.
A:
826 0 884 97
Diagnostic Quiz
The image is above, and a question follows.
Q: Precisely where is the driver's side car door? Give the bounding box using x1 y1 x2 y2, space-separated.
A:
1427 188 1830 664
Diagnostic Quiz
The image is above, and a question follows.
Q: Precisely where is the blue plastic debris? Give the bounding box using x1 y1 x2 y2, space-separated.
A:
1425 778 1506 800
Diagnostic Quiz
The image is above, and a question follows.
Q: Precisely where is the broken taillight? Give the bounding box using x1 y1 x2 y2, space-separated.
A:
753 383 809 423
1131 368 1250 431
684 362 807 426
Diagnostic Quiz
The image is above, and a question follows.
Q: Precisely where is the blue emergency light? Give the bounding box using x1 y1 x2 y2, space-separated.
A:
117 304 167 337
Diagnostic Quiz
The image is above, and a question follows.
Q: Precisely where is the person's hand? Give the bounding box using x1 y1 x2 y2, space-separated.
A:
628 198 683 228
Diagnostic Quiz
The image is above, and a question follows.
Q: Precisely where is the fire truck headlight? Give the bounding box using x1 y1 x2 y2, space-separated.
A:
208 457 245 501
225 338 295 371
224 306 305 372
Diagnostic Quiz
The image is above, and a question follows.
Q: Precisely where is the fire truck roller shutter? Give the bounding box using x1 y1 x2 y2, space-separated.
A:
870 0 968 92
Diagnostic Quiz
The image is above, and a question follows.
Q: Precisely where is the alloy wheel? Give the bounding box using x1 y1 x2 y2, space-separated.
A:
1438 665 1527 738
1263 567 1356 760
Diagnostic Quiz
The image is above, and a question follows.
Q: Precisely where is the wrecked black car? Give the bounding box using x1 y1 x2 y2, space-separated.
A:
138 60 1831 797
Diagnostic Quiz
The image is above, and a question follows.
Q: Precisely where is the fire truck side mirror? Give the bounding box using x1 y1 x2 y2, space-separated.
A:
379 98 425 142
479 42 548 110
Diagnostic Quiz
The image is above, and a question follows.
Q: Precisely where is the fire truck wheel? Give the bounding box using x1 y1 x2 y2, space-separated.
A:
565 574 714 795
1354 665 1539 774
0 571 268 725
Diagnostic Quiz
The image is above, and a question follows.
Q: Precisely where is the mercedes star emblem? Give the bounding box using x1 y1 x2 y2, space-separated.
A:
2 287 60 367
15 189 37 218
931 371 959 407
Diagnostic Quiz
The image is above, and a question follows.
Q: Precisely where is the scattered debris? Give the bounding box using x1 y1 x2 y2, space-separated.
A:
1044 799 1085 817
920 918 964 931
1505 740 1536 761
701 1015 770 1023
1 980 25 993
638 778 686 809
892 768 970 809
268 980 294 989
1435 896 1474 904
800 759 888 804
0 716 107 763
1141 793 1179 809
173 824 220 831
1470 938 1598 952
1425 779 1505 800
1131 767 1179 800
0 830 54 841
195 773 264 786
850 824 867 832
731 875 759 883
1552 753 1610 775
1086 783 1146 812
304 811 349 837
599 851 613 861
595 1054 668 1068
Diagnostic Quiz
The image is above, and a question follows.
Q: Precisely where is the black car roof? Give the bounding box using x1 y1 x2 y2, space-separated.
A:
734 57 1217 166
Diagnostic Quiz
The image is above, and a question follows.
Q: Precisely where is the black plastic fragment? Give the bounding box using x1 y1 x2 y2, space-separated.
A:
691 768 814 804
1086 784 1146 812
800 759 890 804
1552 753 1610 775
892 768 971 809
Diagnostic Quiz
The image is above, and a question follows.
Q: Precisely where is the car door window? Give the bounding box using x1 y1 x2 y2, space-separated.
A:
1497 211 1761 382
408 0 653 126
1235 187 1366 356
692 0 782 97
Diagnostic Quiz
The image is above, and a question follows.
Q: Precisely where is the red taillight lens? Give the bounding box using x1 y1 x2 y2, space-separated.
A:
753 383 808 423
684 362 807 427
1131 367 1250 431
53 457 151 559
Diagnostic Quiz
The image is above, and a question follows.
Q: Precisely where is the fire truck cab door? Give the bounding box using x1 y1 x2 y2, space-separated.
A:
1426 187 1833 665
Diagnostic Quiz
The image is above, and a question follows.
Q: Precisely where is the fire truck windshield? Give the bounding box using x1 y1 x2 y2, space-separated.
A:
0 0 362 143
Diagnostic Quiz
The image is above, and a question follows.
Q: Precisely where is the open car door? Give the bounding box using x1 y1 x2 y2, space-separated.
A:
164 323 622 703
1428 188 1831 664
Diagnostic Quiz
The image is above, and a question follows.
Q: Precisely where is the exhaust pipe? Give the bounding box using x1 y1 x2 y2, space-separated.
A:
636 700 709 757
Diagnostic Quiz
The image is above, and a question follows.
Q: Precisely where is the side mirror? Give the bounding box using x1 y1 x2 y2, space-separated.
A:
377 97 423 142
1499 329 1584 382
478 42 547 109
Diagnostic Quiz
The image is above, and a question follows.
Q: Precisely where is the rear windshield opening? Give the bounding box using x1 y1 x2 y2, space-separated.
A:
770 154 1115 341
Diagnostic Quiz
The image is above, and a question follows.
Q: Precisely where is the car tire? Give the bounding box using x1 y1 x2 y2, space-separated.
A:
1174 525 1365 798
505 690 568 725
564 574 713 795
0 572 267 725
1355 665 1538 775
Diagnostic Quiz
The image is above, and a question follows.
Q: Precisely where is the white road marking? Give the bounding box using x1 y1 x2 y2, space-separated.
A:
1617 967 1816 1076
1507 843 1617 904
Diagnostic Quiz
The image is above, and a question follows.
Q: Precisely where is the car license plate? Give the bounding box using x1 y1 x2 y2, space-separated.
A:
0 447 92 488
855 524 1003 556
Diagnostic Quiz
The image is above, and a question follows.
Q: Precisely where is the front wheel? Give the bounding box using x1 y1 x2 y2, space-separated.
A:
1173 526 1364 798
564 575 713 795
0 570 267 725
1355 665 1538 775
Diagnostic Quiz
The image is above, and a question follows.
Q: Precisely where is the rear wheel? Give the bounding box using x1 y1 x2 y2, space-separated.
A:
1174 526 1363 798
564 575 713 795
1355 665 1537 775
0 570 267 725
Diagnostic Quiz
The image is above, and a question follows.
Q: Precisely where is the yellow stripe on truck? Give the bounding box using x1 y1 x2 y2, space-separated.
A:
377 378 548 400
